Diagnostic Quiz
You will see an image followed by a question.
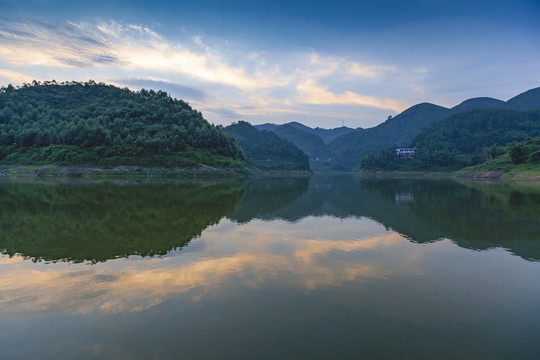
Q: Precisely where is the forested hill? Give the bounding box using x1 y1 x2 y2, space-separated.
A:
0 81 243 167
254 122 356 144
328 103 451 168
361 108 540 171
223 121 310 171
327 87 540 169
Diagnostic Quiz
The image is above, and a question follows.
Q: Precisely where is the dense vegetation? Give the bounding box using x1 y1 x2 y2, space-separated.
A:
0 81 243 167
255 122 356 170
273 124 333 159
0 182 243 263
2 177 540 263
361 109 540 171
262 121 356 144
506 137 540 164
322 87 540 170
223 121 310 171
329 103 454 168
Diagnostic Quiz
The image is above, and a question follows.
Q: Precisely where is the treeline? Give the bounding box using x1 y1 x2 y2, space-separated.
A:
505 138 540 164
361 109 540 171
0 81 243 167
223 121 310 171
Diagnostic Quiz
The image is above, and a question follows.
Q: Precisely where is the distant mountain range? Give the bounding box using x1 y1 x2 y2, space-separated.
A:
223 121 310 171
253 87 540 170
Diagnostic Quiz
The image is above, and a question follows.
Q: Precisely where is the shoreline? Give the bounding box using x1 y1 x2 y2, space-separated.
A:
0 164 246 180
359 169 540 182
3 165 539 182
0 164 312 180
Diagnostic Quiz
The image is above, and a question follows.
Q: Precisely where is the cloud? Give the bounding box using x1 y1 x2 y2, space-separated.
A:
0 19 119 67
0 19 292 90
297 79 408 112
207 107 241 119
0 218 408 315
304 53 396 80
0 18 423 127
348 62 396 78
114 78 206 101
0 69 35 83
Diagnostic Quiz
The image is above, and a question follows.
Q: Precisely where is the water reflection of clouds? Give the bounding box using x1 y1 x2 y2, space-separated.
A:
0 217 416 315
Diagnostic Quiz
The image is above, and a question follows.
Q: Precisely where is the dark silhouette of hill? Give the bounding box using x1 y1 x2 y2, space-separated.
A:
223 121 310 171
309 126 357 144
254 122 351 170
328 103 451 168
241 87 540 171
254 121 356 145
506 87 540 110
273 124 333 159
452 97 507 112
328 87 540 169
284 121 356 143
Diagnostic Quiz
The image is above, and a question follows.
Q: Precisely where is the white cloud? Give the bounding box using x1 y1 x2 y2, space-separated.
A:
0 19 285 89
0 69 36 84
297 79 409 112
0 18 423 127
0 218 407 315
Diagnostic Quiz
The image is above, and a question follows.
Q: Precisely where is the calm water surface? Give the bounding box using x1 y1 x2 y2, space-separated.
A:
1 177 539 359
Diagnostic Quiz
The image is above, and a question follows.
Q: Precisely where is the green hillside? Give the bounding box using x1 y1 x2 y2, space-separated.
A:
506 87 540 110
330 87 540 170
451 97 507 112
361 109 540 171
309 126 357 144
329 103 451 168
273 124 333 159
0 81 243 168
223 121 310 171
284 121 356 144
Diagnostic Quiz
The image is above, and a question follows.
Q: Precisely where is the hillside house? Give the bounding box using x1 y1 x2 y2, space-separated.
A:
396 148 416 158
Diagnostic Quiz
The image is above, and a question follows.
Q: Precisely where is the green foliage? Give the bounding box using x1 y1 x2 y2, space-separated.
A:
507 141 529 164
506 138 540 164
506 87 540 110
0 182 243 263
330 87 540 170
254 122 355 171
362 109 540 171
330 103 452 168
223 121 310 171
0 81 243 167
484 144 506 160
273 124 332 159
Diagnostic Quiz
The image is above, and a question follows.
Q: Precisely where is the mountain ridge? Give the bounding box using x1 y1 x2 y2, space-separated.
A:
253 86 540 170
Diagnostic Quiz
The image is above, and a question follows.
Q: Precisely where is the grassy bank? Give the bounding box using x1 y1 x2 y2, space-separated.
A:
454 154 540 181
357 170 451 179
0 164 247 180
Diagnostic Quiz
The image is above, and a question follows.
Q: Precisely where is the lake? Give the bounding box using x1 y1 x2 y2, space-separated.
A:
1 176 539 359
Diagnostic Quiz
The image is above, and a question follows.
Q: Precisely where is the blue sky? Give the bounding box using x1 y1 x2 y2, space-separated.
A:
1 0 540 128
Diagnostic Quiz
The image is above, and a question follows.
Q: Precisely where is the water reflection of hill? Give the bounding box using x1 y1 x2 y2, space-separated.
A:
230 177 309 222
232 177 540 261
0 182 243 263
2 177 539 263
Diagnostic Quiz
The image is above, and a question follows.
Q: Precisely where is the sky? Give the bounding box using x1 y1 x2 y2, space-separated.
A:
1 0 540 129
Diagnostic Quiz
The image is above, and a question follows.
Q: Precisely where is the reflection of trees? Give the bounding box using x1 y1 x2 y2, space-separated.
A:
359 179 540 261
230 177 310 222
1 177 539 264
234 176 540 261
0 182 243 263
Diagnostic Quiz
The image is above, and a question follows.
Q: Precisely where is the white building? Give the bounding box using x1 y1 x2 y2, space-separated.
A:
396 148 416 157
